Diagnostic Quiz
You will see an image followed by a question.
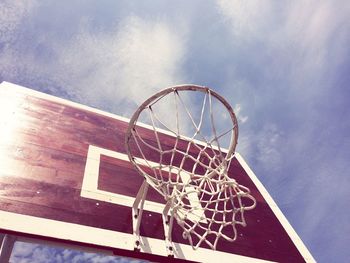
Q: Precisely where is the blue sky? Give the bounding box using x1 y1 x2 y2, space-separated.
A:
1 1 349 262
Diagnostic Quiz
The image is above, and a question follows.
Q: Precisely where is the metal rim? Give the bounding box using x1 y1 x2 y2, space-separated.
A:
125 84 238 170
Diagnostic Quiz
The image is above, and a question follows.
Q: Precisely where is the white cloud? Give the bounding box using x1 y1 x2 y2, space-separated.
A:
256 124 283 172
216 0 275 41
0 13 187 117
234 104 248 123
216 0 349 160
0 0 38 81
236 123 283 174
217 0 349 89
0 0 37 42
283 1 349 94
55 15 186 109
11 242 147 263
215 2 350 261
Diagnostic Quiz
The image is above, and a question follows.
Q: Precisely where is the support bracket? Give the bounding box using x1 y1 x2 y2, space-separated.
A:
132 179 149 251
162 200 174 257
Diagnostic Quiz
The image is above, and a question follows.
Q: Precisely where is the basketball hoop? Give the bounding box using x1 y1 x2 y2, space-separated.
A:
125 85 256 255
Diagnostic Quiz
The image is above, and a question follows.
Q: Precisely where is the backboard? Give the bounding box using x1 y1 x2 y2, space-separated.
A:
0 82 315 262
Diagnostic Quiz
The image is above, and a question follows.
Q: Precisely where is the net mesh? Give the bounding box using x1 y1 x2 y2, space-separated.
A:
126 86 256 250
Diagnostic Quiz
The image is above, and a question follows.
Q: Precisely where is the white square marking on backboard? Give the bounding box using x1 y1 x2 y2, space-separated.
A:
81 145 164 213
81 145 206 222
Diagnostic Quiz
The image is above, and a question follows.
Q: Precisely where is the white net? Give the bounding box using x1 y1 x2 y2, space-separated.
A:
126 85 256 250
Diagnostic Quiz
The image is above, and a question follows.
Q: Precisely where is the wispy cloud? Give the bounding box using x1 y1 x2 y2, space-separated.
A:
216 0 276 42
215 1 350 261
0 9 187 116
0 0 37 42
53 15 187 112
11 241 147 263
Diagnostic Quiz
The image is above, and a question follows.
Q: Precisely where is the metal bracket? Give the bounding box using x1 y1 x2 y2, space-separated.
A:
132 179 149 251
162 200 174 257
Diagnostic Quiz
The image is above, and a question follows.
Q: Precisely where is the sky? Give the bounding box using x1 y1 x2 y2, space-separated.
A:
0 0 349 262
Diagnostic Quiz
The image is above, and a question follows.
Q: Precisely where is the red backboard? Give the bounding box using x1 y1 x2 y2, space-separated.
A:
0 82 314 262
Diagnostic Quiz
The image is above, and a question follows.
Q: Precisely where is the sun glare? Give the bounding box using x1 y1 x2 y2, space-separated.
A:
0 92 25 150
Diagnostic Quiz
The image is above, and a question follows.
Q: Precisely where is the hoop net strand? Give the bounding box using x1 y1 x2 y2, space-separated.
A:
126 86 256 250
